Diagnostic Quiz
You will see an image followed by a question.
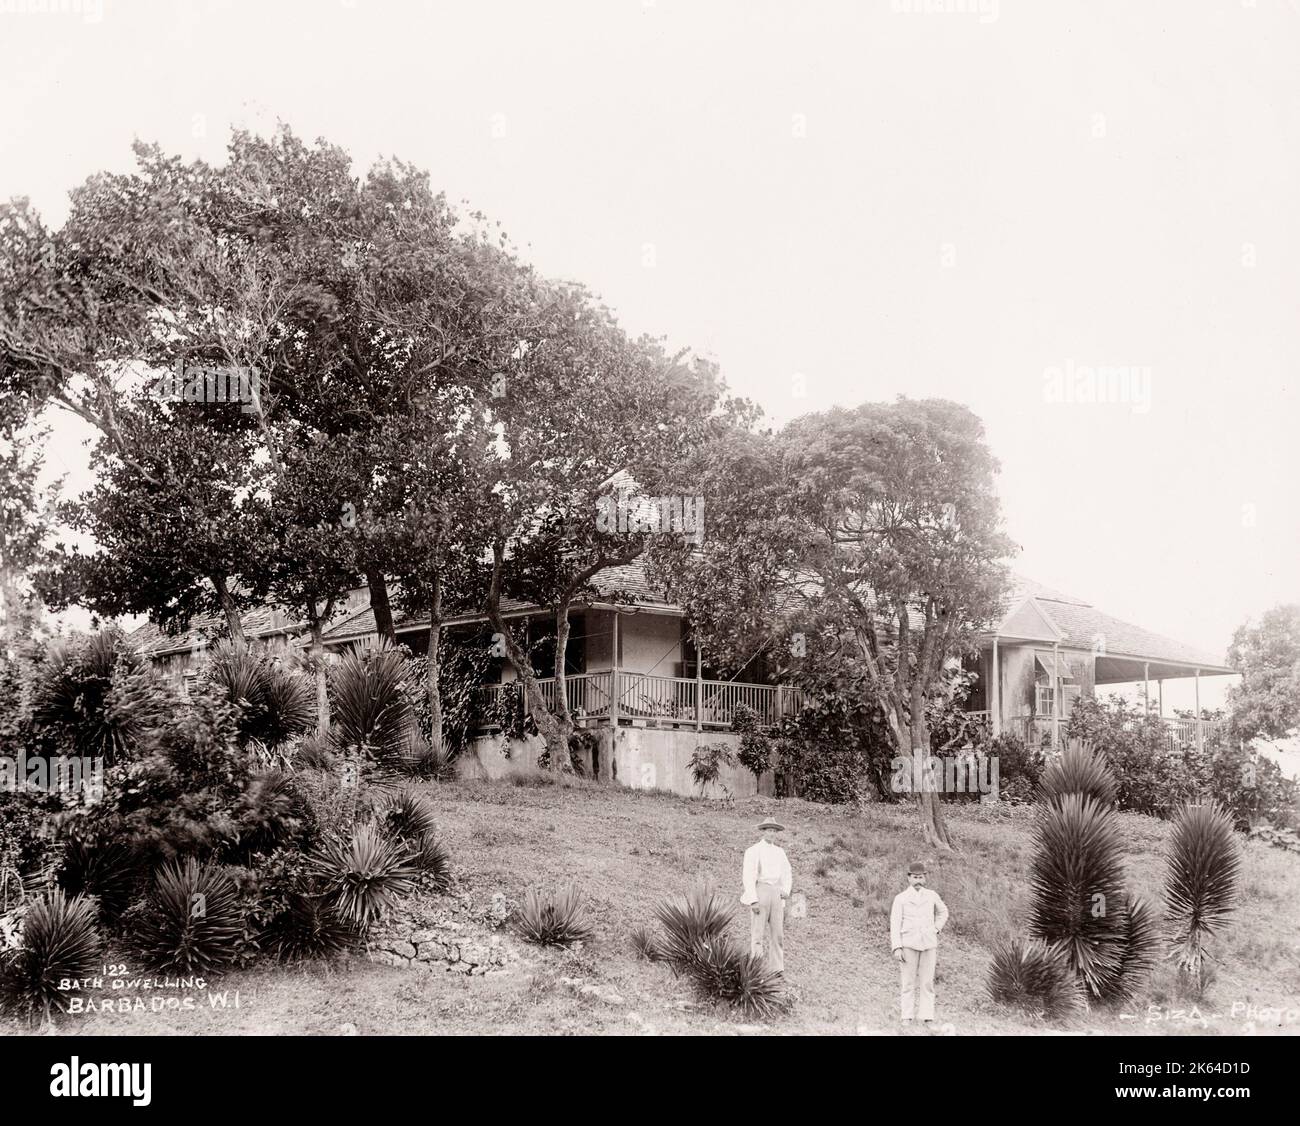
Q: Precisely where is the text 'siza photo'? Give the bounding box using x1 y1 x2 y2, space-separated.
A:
0 0 1295 1113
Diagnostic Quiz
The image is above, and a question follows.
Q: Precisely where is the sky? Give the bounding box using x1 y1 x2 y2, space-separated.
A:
3 0 1298 714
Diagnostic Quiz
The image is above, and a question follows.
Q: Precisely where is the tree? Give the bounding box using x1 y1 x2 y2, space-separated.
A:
0 424 58 650
650 399 1014 850
1227 604 1300 742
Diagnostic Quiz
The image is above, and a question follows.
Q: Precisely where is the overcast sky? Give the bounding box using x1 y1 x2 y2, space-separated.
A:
3 0 1298 710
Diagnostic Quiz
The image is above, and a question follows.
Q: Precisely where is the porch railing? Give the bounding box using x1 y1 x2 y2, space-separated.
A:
999 713 1225 751
477 671 804 732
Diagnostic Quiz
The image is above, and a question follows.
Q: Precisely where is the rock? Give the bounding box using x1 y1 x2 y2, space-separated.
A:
393 941 417 960
448 961 473 974
410 929 439 944
338 1023 358 1036
490 892 509 921
416 944 446 962
461 943 490 965
445 945 460 963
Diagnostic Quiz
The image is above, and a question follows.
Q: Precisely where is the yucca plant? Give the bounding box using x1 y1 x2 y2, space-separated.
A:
985 937 1084 1019
234 771 317 859
383 789 439 844
205 644 316 751
1099 894 1161 1004
0 890 101 1023
261 893 355 963
689 940 785 1018
57 838 144 924
408 834 452 892
328 641 420 768
131 857 246 976
398 739 457 782
515 882 595 947
630 925 660 962
1037 740 1117 810
1164 801 1240 996
308 823 417 931
652 889 734 975
1028 793 1127 997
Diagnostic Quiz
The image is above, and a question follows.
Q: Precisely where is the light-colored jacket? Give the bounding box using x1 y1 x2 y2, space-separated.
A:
890 886 949 951
741 839 793 905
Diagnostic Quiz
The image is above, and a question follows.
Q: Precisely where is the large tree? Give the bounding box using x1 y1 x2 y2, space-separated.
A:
650 398 1014 850
1227 604 1300 743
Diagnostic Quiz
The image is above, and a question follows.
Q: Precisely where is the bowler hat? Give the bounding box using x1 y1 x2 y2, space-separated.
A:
907 859 928 875
758 816 786 832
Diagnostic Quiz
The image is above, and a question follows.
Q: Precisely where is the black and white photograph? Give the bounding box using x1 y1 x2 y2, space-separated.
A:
0 0 1297 1106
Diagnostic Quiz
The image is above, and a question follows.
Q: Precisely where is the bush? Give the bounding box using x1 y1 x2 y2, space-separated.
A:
688 742 735 797
988 733 1044 804
630 925 660 962
0 790 64 912
773 696 889 803
0 890 101 1022
129 857 246 976
652 888 733 974
515 882 594 947
1066 697 1193 817
308 823 417 932
1100 894 1160 1004
203 643 315 752
732 704 772 785
328 641 421 770
1164 802 1240 997
381 789 451 891
260 892 355 963
985 937 1083 1019
56 837 144 924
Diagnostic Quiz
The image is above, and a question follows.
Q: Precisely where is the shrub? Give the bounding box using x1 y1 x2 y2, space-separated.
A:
203 644 315 752
688 743 735 797
328 641 420 769
1164 801 1240 996
0 790 64 912
260 893 355 963
988 733 1044 803
396 738 456 782
295 731 335 771
408 834 452 892
630 925 660 962
1037 740 1117 811
0 890 101 1022
1099 894 1161 1004
773 697 887 803
129 857 246 976
56 837 144 924
382 789 439 844
652 888 733 974
230 771 318 861
688 941 785 1018
515 882 594 947
985 937 1083 1019
308 823 417 932
1027 793 1127 998
732 704 772 785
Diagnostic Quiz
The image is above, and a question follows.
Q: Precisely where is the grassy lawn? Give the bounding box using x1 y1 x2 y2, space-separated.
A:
6 775 1299 1036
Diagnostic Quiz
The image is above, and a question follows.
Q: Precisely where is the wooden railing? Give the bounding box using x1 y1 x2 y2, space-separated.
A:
477 671 803 732
996 712 1225 751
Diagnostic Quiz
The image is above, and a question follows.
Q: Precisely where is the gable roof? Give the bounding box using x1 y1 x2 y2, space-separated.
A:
993 574 1233 673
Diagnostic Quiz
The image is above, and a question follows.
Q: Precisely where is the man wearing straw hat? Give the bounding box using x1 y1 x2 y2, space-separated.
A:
890 859 949 1030
741 815 793 975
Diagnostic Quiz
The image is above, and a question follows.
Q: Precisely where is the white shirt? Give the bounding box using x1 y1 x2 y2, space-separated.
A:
741 838 793 904
890 885 949 951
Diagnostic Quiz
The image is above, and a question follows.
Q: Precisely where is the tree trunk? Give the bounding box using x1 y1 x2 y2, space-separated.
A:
908 701 954 852
214 578 246 645
366 571 396 645
550 602 575 772
309 618 330 734
427 572 443 754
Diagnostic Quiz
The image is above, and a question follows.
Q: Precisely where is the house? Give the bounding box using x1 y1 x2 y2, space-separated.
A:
128 568 1235 795
964 576 1236 752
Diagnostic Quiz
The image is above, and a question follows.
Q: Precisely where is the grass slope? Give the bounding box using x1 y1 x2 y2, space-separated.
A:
6 775 1299 1036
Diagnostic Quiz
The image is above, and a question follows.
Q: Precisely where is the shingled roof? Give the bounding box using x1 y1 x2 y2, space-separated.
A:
995 575 1232 673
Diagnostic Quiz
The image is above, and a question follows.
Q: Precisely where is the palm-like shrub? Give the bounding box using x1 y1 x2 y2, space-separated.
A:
0 891 101 1022
408 834 452 892
232 771 318 860
985 937 1084 1019
29 630 166 765
1100 894 1161 1003
309 824 417 931
689 941 785 1018
630 925 660 962
329 641 420 768
57 838 144 924
515 882 595 947
383 789 439 844
398 739 457 782
205 644 315 751
131 857 246 976
1028 793 1127 997
652 889 734 974
261 893 355 963
1164 801 1240 995
1037 740 1117 810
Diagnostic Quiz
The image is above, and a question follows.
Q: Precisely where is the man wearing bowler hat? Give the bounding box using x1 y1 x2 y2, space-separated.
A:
741 815 793 975
890 859 949 1030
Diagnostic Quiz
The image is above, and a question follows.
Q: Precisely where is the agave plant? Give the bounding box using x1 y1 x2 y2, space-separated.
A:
328 641 420 768
309 824 417 931
383 789 439 844
985 937 1084 1019
1164 801 1240 996
630 925 660 962
1027 792 1127 997
261 893 355 963
688 940 785 1018
57 838 144 924
205 644 315 751
1037 740 1117 810
515 882 595 947
408 834 453 892
131 857 246 976
652 889 733 975
0 890 101 1023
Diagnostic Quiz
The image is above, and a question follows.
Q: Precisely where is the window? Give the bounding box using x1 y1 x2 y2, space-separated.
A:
1035 683 1055 717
